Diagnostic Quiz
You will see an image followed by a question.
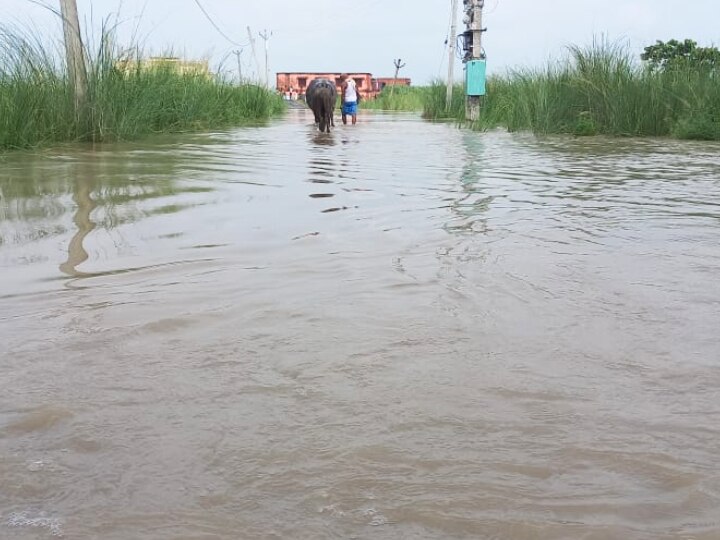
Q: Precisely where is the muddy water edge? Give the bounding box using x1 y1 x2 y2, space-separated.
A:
1 109 720 539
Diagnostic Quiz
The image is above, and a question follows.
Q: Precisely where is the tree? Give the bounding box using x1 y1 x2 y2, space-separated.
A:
641 39 720 71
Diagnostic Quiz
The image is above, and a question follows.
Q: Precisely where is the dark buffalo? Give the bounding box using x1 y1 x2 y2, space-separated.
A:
305 78 336 133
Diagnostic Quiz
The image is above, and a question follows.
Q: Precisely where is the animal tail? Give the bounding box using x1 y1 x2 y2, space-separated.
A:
319 99 327 132
324 94 334 133
319 93 333 133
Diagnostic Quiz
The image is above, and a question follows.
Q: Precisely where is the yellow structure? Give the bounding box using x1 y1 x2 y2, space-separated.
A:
144 57 210 76
115 57 210 77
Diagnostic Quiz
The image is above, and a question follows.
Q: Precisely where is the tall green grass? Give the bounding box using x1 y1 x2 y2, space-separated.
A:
422 82 466 121
422 42 720 140
362 86 428 111
0 25 284 150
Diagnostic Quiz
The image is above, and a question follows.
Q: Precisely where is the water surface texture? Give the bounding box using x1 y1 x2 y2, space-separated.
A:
1 110 720 539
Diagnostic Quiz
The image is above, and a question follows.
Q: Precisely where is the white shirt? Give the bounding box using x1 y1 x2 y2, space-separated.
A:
344 79 357 102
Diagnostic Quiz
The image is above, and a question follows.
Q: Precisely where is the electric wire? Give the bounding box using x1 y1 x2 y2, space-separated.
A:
24 0 59 16
191 0 248 48
437 1 455 78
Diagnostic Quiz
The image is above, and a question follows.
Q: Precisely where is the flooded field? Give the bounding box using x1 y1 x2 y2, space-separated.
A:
1 109 720 539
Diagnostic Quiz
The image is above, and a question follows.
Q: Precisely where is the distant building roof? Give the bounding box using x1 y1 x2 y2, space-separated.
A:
277 72 373 75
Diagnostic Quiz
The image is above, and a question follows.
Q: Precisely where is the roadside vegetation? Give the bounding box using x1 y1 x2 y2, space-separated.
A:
421 82 465 120
423 40 720 141
369 41 720 142
0 26 284 150
362 86 428 112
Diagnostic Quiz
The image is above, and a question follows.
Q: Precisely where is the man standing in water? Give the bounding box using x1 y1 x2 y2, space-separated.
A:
340 74 360 125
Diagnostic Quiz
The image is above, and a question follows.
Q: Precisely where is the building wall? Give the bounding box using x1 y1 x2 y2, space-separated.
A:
277 73 394 99
373 78 412 91
115 57 210 77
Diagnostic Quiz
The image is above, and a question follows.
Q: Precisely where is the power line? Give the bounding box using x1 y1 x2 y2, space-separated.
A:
23 0 61 18
437 1 455 78
191 0 247 48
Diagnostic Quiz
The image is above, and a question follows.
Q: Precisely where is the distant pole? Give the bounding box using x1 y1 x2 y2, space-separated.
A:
233 49 243 83
258 30 272 88
391 58 406 98
446 0 459 111
59 0 88 113
465 0 484 121
393 58 406 81
247 27 261 83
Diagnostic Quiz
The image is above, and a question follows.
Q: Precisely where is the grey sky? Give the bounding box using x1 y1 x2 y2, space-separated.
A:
1 0 718 83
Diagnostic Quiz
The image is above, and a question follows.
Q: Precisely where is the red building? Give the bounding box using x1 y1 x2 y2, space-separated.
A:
373 77 412 92
276 72 411 99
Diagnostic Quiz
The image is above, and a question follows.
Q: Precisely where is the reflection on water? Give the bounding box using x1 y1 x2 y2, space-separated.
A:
307 157 336 184
310 131 336 147
59 169 96 277
1 110 720 539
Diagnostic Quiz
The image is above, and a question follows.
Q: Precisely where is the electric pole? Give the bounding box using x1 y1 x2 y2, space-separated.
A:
447 0 459 112
464 0 485 121
59 0 88 113
259 30 272 89
233 49 243 84
393 58 406 81
247 27 261 84
390 58 406 98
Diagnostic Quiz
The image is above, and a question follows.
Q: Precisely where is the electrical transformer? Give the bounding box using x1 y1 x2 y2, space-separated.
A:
465 59 486 96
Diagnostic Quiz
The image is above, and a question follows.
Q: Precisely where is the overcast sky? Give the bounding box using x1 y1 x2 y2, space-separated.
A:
1 0 718 83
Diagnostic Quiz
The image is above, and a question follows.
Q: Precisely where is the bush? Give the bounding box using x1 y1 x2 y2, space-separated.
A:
362 85 428 112
0 24 284 150
420 41 720 141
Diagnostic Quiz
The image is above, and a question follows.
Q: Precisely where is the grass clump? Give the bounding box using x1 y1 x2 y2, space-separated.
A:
421 41 720 141
421 82 466 121
0 24 285 150
362 85 428 112
672 111 720 140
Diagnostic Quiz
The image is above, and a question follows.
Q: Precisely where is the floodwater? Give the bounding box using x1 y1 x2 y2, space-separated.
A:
1 109 720 540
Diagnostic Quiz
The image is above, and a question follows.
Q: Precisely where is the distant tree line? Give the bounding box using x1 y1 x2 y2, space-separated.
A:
641 39 720 71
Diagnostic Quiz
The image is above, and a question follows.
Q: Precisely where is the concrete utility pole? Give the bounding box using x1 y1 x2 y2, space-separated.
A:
390 58 406 98
464 0 485 121
446 0 459 111
258 30 272 88
59 0 88 113
393 58 406 81
247 27 262 84
233 49 243 83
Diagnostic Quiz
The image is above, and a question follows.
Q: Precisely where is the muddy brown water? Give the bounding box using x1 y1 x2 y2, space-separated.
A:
1 110 720 539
